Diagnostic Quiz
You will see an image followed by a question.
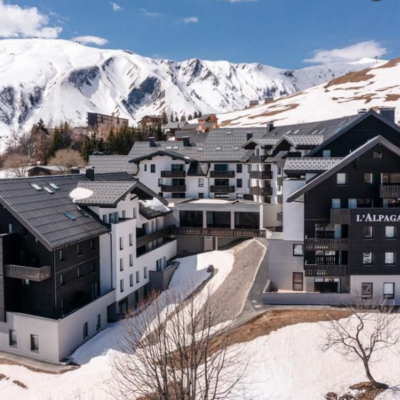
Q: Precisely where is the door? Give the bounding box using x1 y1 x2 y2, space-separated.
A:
293 272 303 291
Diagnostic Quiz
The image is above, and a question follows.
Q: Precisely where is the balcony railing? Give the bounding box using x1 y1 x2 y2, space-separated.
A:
210 171 235 178
315 255 337 264
304 265 348 277
170 227 266 238
210 185 235 193
161 171 186 178
136 227 172 248
249 186 273 196
249 171 273 180
249 155 268 163
380 186 400 198
161 185 186 193
305 238 349 251
243 194 254 201
330 209 351 224
4 264 52 282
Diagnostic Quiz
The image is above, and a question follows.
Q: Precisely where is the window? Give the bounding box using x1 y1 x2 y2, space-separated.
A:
91 261 96 272
83 322 88 339
61 299 65 316
103 214 108 224
386 226 396 239
373 151 382 159
237 179 242 188
129 254 133 267
332 199 341 209
120 279 124 293
22 279 29 286
198 193 204 199
293 244 303 257
9 330 17 347
92 282 98 299
236 164 242 173
31 334 39 352
144 165 147 172
363 226 373 239
348 199 357 209
364 173 373 185
60 274 66 287
198 178 204 188
323 150 331 157
119 237 123 250
120 258 125 271
293 273 303 291
158 178 163 187
90 240 95 250
337 173 347 185
144 267 148 279
384 283 395 300
96 314 101 331
129 234 133 247
60 250 65 262
136 271 140 284
363 252 373 265
77 244 82 256
122 210 126 219
151 164 156 173
362 283 373 299
130 274 134 287
385 252 396 265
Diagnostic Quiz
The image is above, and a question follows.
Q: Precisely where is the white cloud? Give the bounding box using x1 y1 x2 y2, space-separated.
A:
183 17 199 24
110 2 123 12
0 0 62 39
304 40 388 64
72 36 108 46
140 8 163 18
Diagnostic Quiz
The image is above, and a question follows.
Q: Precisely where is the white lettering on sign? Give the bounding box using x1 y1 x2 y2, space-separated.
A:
356 214 400 222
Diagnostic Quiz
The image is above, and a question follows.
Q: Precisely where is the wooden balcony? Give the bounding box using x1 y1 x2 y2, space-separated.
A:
161 171 186 178
249 170 273 180
380 185 400 198
304 265 348 277
243 194 254 201
330 209 351 224
4 264 52 282
249 155 268 163
210 171 235 178
161 185 186 193
249 186 273 196
170 227 266 238
136 227 172 248
305 238 349 251
210 185 235 193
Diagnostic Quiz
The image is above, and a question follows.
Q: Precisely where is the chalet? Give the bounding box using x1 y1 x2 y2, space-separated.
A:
87 112 129 138
140 115 163 129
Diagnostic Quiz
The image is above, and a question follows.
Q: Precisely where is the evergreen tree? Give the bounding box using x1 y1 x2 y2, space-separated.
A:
193 111 199 119
37 119 49 134
180 113 186 122
162 111 168 125
155 125 165 141
175 114 179 123
198 111 203 118
188 114 193 121
170 112 174 124
47 128 63 159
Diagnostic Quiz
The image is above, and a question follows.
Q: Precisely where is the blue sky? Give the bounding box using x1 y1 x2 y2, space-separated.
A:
0 0 399 68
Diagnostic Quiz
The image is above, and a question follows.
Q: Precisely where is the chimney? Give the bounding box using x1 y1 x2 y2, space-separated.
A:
379 107 396 124
149 137 156 147
358 108 368 115
85 166 95 181
71 167 80 175
266 121 274 132
183 136 191 147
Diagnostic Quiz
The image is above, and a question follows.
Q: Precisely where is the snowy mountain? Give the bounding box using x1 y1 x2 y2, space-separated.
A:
218 57 400 128
0 39 378 151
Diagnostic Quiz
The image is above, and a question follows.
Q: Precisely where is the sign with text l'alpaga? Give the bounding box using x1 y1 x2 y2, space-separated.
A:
351 209 400 224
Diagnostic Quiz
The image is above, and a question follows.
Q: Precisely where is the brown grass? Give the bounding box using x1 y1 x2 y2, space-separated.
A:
12 380 27 389
327 382 386 400
0 373 8 381
375 57 400 69
0 358 79 375
385 94 400 102
325 68 375 90
248 103 299 119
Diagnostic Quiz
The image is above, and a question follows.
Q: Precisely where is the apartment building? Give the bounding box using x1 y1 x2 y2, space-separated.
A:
0 170 177 363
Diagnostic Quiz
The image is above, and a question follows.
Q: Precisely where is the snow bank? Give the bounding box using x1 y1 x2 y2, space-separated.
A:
69 187 94 202
140 198 170 213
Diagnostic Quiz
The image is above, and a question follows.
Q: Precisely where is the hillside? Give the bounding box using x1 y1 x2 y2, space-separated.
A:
218 57 400 127
0 39 377 152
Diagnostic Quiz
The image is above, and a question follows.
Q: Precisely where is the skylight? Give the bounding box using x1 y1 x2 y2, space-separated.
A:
30 183 42 191
43 187 54 194
311 130 318 135
198 147 203 151
233 146 239 151
294 129 301 134
49 183 60 190
78 208 89 217
226 131 232 135
286 130 292 135
64 212 76 220
319 128 327 135
216 146 222 151
166 146 172 150
173 146 179 150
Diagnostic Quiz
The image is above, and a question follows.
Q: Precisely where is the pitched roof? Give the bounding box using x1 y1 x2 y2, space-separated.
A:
0 175 109 251
187 162 210 176
284 157 343 173
164 121 186 129
287 136 400 202
89 155 138 175
129 150 195 164
175 130 209 143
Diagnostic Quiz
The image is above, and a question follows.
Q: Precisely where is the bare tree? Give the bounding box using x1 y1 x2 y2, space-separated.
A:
108 287 249 400
323 298 400 389
48 149 85 173
2 153 31 177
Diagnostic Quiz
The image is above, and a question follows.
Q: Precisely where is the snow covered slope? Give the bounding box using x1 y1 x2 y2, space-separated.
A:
0 39 377 151
219 57 400 128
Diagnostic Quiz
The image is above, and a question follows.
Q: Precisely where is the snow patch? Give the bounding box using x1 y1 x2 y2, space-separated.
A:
69 187 94 202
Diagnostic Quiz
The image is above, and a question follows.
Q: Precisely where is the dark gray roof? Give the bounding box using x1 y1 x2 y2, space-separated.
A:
93 172 137 182
129 150 195 164
175 130 209 143
182 123 201 130
0 175 109 251
284 157 343 174
73 182 137 207
287 136 400 202
89 155 137 175
164 121 186 129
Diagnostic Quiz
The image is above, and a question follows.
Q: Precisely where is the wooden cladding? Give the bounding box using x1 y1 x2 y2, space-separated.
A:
210 171 235 178
304 238 349 251
380 185 400 198
249 171 273 180
170 226 266 238
249 186 273 196
249 155 268 163
4 264 52 282
136 227 172 248
210 186 235 193
304 265 348 277
161 171 186 178
330 208 351 224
